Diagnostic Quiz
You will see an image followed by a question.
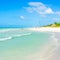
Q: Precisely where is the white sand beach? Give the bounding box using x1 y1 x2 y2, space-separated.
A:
26 27 60 60
27 27 60 32
0 28 60 60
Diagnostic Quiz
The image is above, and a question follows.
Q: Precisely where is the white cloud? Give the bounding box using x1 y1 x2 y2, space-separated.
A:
28 2 46 7
23 2 60 22
20 16 25 19
25 2 54 14
45 8 54 14
52 18 60 21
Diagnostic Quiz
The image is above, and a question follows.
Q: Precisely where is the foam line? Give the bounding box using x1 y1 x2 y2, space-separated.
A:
0 37 12 41
24 33 59 60
0 33 32 41
42 33 59 60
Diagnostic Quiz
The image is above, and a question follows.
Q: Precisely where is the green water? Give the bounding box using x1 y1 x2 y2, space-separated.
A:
0 28 51 60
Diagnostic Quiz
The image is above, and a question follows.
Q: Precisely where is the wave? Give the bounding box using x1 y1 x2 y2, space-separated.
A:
0 28 22 33
51 33 58 45
0 33 32 41
14 33 32 37
24 33 59 60
0 37 12 41
42 33 59 60
0 29 10 33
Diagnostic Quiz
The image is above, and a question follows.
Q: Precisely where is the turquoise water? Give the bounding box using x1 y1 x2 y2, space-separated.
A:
0 28 51 60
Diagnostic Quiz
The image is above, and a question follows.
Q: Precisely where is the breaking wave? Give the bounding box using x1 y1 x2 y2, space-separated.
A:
0 33 32 41
0 37 12 41
0 28 28 33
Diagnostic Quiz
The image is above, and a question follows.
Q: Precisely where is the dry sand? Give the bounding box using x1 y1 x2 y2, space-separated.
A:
27 27 60 32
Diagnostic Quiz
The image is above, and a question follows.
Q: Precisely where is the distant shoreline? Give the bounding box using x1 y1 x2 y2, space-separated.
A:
27 27 60 32
0 27 60 32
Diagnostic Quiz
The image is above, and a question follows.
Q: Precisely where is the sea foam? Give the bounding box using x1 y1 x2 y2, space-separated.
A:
0 37 12 41
0 33 32 41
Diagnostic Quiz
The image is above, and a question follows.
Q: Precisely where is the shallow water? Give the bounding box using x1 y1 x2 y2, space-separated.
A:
0 28 53 60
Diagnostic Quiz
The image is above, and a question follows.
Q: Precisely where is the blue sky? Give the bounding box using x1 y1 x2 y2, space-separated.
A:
0 0 60 27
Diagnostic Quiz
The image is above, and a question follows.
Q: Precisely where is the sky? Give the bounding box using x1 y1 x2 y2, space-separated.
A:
0 0 60 28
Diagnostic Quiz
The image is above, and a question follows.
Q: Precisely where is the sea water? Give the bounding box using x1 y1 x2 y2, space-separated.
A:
0 28 53 60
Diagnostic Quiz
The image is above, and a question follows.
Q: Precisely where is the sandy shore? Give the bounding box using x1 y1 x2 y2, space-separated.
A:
26 27 60 60
24 30 60 60
27 27 60 32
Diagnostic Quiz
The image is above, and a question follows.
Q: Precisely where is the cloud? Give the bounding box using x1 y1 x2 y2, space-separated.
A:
45 8 54 14
29 2 45 7
55 12 60 14
20 16 25 19
23 2 60 23
25 2 54 14
52 18 60 21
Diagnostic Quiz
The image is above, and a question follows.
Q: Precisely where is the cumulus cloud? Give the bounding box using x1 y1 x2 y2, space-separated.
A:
25 2 54 14
45 8 54 14
20 16 25 19
23 2 60 22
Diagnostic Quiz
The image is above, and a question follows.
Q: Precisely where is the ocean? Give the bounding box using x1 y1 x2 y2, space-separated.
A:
0 28 58 60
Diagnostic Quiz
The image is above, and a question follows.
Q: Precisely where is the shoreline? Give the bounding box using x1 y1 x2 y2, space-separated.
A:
24 31 60 60
27 27 60 32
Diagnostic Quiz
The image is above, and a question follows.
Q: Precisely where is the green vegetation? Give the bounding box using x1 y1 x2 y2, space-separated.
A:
44 22 60 27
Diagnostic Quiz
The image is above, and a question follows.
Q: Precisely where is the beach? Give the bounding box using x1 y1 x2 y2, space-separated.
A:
0 28 60 60
27 27 60 32
27 27 60 60
49 32 60 60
